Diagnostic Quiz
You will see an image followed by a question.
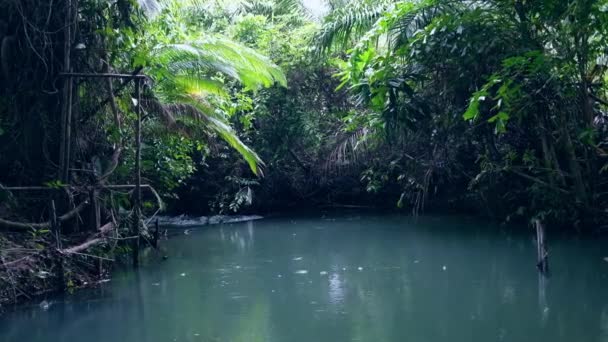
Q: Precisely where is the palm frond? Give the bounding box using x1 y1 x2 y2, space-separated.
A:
315 0 393 53
145 99 265 176
240 0 311 18
152 36 286 90
322 126 376 179
172 76 229 98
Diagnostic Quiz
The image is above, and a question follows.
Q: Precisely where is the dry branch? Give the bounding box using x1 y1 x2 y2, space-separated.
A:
0 200 89 230
60 221 114 254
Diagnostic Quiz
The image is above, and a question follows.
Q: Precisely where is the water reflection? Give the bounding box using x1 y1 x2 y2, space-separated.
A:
328 273 344 305
1 215 608 342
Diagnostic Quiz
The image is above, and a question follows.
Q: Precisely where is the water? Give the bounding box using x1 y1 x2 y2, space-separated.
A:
2 214 608 342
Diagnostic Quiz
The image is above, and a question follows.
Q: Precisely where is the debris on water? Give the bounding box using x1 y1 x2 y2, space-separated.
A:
152 283 160 286
292 233 297 236
36 271 51 279
180 273 187 277
39 300 50 310
194 333 200 337
310 301 317 305
156 214 263 227
293 257 303 261
442 266 447 271
342 267 347 271
278 274 283 278
603 257 608 263
414 260 420 264
295 270 309 274
99 279 111 284
235 265 241 269
357 267 363 271
184 229 191 235
320 271 328 275
271 289 276 293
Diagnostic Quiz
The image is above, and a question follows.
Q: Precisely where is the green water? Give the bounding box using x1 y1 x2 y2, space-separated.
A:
2 214 608 342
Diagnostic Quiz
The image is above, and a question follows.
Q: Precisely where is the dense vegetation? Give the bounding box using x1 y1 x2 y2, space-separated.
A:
1 0 607 304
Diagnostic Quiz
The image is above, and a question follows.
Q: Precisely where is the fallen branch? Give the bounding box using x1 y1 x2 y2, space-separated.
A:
1 255 37 269
60 222 114 254
0 200 89 230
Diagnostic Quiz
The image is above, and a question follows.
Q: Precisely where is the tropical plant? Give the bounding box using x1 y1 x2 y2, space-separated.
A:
316 0 608 226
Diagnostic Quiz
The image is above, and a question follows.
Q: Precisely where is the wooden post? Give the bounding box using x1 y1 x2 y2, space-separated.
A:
64 76 73 183
152 218 159 249
50 200 65 290
50 200 60 249
59 0 73 183
534 219 549 274
59 0 70 180
132 79 142 268
90 188 100 231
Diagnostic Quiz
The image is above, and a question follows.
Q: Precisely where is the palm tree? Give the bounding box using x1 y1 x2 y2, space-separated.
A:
137 0 287 176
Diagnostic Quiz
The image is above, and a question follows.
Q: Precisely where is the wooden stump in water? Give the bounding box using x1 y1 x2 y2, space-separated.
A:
152 218 160 249
534 219 549 274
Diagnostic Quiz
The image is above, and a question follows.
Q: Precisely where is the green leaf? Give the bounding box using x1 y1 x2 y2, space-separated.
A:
488 111 509 123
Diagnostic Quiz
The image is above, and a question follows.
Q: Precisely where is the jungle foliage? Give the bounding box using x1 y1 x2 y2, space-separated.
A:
2 0 608 227
314 0 608 228
2 0 608 301
1 0 608 307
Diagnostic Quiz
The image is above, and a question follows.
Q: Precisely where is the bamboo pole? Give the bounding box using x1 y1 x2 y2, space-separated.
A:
132 79 142 268
59 72 147 79
152 218 159 249
59 0 72 183
50 200 65 290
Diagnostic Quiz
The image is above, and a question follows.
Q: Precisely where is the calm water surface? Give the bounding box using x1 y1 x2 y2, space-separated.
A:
1 214 608 342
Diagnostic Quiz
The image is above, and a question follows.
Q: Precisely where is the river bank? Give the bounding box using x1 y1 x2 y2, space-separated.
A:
0 214 264 312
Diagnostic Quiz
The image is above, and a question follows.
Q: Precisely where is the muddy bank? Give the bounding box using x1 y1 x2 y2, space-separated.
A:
0 214 263 312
